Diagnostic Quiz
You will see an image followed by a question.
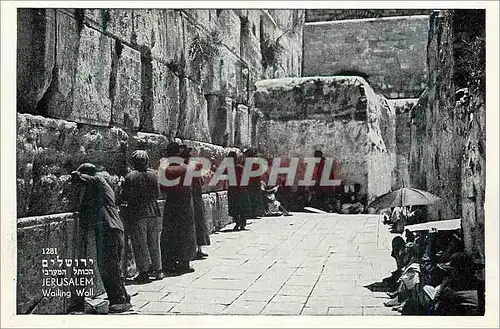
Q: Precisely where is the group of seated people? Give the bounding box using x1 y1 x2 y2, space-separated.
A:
382 227 484 315
275 183 368 214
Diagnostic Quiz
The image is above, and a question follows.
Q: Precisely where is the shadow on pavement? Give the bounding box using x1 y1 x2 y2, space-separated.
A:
364 280 392 292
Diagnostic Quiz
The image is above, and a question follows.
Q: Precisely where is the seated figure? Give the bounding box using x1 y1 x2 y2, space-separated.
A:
261 182 291 217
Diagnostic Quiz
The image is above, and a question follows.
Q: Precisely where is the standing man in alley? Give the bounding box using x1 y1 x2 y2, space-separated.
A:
120 150 164 283
71 163 131 313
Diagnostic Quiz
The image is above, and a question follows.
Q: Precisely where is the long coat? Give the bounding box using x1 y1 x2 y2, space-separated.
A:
160 163 197 264
227 164 252 218
193 177 210 246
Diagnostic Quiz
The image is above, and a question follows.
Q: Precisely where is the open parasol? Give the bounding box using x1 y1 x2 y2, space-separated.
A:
368 185 441 209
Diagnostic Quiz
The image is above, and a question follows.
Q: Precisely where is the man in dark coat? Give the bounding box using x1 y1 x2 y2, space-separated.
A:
71 163 131 313
159 142 197 275
181 147 211 260
227 151 252 231
120 150 164 283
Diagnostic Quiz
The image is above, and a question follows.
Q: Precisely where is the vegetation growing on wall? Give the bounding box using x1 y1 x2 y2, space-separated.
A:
455 31 485 91
260 34 284 70
189 29 222 66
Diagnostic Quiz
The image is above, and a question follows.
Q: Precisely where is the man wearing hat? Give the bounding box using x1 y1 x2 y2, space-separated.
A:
120 150 163 283
71 163 131 313
159 141 197 274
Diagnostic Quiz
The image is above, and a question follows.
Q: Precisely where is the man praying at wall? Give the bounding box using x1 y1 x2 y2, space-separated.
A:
159 142 197 275
120 150 164 284
71 163 131 313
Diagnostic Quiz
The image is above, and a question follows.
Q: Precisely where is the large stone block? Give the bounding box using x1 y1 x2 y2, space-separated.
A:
205 95 231 145
70 25 113 125
240 11 263 75
256 118 367 190
37 13 113 125
215 10 241 54
111 44 142 129
182 9 216 28
202 193 217 234
203 47 246 101
17 9 56 114
182 16 204 83
254 76 371 121
133 10 184 65
216 191 231 229
178 78 211 142
83 9 134 43
234 104 251 147
150 60 180 135
34 11 79 120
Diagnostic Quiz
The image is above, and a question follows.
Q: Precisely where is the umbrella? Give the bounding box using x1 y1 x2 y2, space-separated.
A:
368 186 441 209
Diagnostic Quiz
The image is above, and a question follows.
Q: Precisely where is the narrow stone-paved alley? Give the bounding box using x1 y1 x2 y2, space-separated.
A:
124 214 398 315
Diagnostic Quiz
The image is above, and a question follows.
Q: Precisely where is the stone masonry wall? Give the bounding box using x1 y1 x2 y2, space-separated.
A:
16 8 305 314
408 10 485 264
254 76 396 199
305 9 431 22
303 15 429 99
388 98 418 189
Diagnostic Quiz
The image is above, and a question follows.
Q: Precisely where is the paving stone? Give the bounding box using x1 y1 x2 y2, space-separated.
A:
170 302 227 314
139 301 177 314
327 306 363 316
271 294 309 304
261 302 304 315
237 290 276 302
300 306 329 315
133 291 169 301
133 214 399 316
222 301 267 315
278 284 314 297
160 291 186 303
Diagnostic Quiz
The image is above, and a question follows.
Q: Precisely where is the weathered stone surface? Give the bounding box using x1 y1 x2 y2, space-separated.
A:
257 118 366 191
240 10 262 74
32 12 113 125
203 46 238 98
178 79 211 143
182 16 204 83
17 114 129 216
409 11 464 221
303 15 429 98
216 9 241 54
17 9 56 114
206 95 230 145
389 98 417 187
71 25 113 125
408 10 485 266
255 76 371 120
150 60 180 135
111 44 142 129
83 9 134 43
461 91 485 263
183 9 216 29
235 104 251 147
36 11 80 120
255 76 396 198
